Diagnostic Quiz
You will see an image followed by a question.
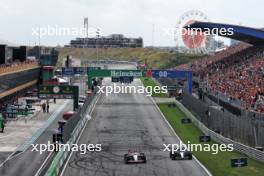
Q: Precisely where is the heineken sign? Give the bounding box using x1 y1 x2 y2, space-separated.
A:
87 69 193 94
87 69 147 88
110 70 143 77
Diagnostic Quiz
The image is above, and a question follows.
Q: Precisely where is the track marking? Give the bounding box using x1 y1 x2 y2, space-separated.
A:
0 100 69 168
34 151 54 176
17 100 70 152
60 94 101 176
149 96 213 176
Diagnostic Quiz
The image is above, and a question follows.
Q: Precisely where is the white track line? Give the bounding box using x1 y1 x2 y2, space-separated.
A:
0 151 19 168
60 94 101 176
0 100 69 168
34 151 54 176
149 96 213 176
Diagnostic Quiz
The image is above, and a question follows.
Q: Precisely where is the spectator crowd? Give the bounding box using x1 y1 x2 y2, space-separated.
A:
176 43 264 113
0 60 38 75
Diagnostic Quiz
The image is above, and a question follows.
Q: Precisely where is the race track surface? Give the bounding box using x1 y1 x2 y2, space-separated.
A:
62 78 208 176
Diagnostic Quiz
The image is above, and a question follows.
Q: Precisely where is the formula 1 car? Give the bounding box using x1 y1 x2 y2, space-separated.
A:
124 150 147 164
169 147 192 160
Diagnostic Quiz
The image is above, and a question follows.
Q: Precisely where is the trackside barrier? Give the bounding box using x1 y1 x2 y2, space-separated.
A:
45 93 101 176
174 100 264 163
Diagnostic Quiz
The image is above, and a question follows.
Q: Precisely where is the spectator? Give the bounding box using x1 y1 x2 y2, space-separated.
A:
42 103 46 113
0 117 5 133
176 44 264 112
46 102 50 113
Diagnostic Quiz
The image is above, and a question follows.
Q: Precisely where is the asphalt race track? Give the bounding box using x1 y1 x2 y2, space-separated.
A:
0 100 73 176
62 76 208 176
0 77 86 176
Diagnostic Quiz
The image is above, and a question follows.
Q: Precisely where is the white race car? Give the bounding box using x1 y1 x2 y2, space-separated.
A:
124 150 147 164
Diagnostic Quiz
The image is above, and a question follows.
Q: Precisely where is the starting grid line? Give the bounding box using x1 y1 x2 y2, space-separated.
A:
17 100 70 152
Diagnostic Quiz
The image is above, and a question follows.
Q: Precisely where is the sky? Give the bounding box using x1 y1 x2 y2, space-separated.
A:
0 0 263 47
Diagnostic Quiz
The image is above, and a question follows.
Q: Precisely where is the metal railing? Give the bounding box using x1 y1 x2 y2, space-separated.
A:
175 100 264 162
45 92 101 176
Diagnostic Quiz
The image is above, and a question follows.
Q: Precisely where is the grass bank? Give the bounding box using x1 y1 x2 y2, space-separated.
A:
158 103 264 176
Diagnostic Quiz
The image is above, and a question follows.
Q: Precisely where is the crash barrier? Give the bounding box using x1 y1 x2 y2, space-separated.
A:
156 77 264 148
182 91 264 149
194 76 264 118
45 92 101 176
176 97 264 163
242 110 264 122
63 93 97 142
202 89 264 123
202 89 261 117
202 90 242 116
0 61 39 75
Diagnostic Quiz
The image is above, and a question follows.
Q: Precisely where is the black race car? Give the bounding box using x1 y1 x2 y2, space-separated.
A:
170 147 192 160
124 150 147 164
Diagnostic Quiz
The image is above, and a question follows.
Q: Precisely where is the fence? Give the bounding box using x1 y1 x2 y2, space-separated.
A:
198 79 264 117
180 92 264 162
63 93 97 142
202 90 242 116
45 92 101 176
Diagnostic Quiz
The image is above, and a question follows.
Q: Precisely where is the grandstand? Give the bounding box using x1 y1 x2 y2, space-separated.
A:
0 60 39 76
0 45 58 107
176 22 264 113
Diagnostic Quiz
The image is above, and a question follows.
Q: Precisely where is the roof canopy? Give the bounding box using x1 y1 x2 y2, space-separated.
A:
186 21 264 45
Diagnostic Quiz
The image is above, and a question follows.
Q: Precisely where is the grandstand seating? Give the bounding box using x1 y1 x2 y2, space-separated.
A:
207 56 264 112
176 43 251 73
176 43 264 113
0 60 39 75
0 66 40 92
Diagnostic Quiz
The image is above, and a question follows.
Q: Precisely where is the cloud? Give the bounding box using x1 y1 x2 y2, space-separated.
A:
0 0 263 46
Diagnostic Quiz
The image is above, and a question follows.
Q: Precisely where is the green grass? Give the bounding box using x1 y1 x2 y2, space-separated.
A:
158 103 264 176
140 77 168 97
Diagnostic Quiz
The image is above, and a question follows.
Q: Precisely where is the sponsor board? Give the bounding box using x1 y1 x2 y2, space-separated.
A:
110 70 143 77
231 158 248 167
181 118 191 124
199 135 211 142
